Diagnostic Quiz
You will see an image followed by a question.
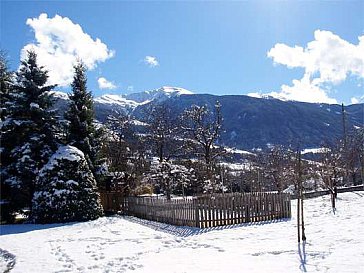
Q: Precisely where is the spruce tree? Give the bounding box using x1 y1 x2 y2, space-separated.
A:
65 61 102 176
32 145 104 223
1 51 58 219
0 50 14 121
0 51 15 222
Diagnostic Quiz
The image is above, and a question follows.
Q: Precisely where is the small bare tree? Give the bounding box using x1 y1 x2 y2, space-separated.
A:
354 129 364 184
144 103 180 162
344 130 363 186
296 150 306 242
181 101 224 192
260 146 295 193
317 142 343 209
103 112 148 192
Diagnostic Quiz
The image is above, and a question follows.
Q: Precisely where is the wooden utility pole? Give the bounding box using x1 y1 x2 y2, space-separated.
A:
297 150 301 243
297 186 301 242
300 149 306 241
221 168 224 195
297 150 306 242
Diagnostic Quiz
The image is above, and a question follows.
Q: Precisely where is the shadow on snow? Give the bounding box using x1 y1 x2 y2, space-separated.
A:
0 222 79 236
122 215 291 237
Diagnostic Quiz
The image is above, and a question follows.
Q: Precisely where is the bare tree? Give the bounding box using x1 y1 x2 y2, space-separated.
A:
144 103 180 162
354 128 364 184
317 142 344 209
181 101 224 192
261 146 295 193
318 145 340 188
103 112 148 192
344 130 363 186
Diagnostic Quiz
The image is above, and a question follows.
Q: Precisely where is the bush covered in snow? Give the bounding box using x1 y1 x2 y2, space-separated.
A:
32 145 103 223
147 160 196 199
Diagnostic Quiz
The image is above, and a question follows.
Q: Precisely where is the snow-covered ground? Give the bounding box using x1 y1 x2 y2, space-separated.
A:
1 192 363 273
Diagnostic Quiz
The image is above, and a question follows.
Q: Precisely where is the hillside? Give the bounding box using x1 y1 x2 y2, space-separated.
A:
158 94 363 149
52 88 364 150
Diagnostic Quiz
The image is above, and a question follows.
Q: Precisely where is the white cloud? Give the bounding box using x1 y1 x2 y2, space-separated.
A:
97 77 116 90
21 13 114 86
266 30 364 104
144 56 159 67
268 44 306 69
350 94 364 104
351 97 360 104
127 85 134 92
277 74 337 104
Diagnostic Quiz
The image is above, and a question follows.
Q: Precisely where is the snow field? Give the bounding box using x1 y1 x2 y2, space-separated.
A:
0 191 363 273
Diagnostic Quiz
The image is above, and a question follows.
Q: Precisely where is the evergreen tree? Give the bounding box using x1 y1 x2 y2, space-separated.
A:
1 51 58 219
32 145 104 223
0 50 14 121
65 61 102 176
0 51 15 222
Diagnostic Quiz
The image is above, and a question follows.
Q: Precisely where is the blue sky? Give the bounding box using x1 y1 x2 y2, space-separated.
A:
1 1 363 104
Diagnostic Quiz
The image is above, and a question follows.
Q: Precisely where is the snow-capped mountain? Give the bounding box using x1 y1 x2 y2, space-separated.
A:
50 86 363 150
48 91 70 100
93 94 139 119
51 86 193 108
92 86 193 120
51 86 193 120
94 94 139 108
125 86 193 103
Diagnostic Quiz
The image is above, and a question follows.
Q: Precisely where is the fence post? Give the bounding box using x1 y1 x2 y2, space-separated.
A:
246 193 250 223
194 199 200 228
288 194 292 218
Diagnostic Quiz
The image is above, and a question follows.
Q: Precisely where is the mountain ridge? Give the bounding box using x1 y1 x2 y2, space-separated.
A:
52 87 364 150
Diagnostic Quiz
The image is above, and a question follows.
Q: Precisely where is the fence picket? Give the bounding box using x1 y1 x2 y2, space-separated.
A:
238 194 243 224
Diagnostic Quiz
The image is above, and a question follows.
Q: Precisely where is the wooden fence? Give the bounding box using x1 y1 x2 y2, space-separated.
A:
123 197 198 227
195 193 291 228
99 191 125 212
119 192 291 228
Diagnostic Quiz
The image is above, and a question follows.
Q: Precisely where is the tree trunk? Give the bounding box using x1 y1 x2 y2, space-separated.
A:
297 194 301 243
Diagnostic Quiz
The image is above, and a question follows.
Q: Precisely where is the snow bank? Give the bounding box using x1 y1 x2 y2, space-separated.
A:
1 192 363 272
